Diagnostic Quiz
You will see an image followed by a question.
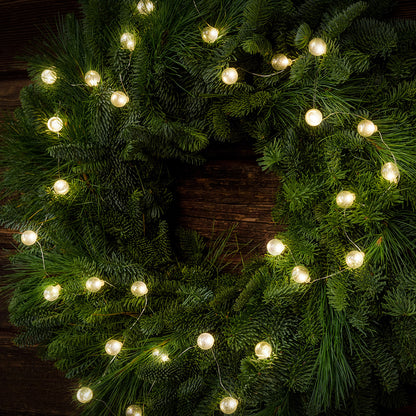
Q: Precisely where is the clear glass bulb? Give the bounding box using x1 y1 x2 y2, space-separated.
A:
271 54 292 71
357 119 377 137
345 251 365 269
43 284 61 301
105 340 123 356
85 70 101 87
305 109 323 126
221 68 238 85
21 230 38 246
381 162 400 184
255 341 272 359
292 266 310 283
86 277 105 293
197 333 215 350
53 179 70 195
77 387 93 403
309 38 327 56
126 405 143 416
137 0 154 14
201 27 219 43
131 281 148 297
267 239 285 256
41 69 57 84
336 191 356 209
121 33 136 51
47 117 64 132
219 397 239 414
111 91 130 107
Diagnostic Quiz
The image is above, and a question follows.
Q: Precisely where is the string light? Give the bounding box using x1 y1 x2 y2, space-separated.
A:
381 162 400 184
126 405 143 416
105 340 123 356
43 284 61 301
271 54 292 71
137 0 154 14
85 277 105 293
201 26 219 43
111 91 130 107
197 332 215 350
21 230 38 246
53 179 70 195
131 281 148 297
254 342 272 359
345 251 365 269
336 191 356 209
85 70 101 87
266 239 285 256
305 109 323 126
77 387 93 403
152 349 160 357
47 117 64 133
357 119 377 137
160 353 170 362
292 266 310 283
308 38 327 56
120 33 136 51
221 68 238 85
41 69 57 85
219 397 239 414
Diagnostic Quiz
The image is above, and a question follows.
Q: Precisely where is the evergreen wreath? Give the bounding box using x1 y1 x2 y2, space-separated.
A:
2 0 416 415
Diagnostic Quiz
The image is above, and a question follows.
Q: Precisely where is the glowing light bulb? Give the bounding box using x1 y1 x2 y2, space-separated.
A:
41 69 57 85
336 191 356 209
267 239 285 256
53 179 70 195
47 117 63 133
201 26 219 43
43 284 61 302
126 405 143 416
85 70 101 87
271 53 292 71
152 349 160 356
21 230 38 246
357 119 377 137
221 68 238 85
77 387 93 403
160 353 169 362
220 397 239 414
305 109 323 126
381 162 400 184
105 340 123 356
85 277 105 293
111 91 130 108
309 38 327 56
255 341 272 359
137 0 154 14
131 281 148 297
197 333 215 350
345 250 365 269
292 266 310 284
121 33 136 51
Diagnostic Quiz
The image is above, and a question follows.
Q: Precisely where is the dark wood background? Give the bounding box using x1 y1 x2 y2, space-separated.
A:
0 1 415 415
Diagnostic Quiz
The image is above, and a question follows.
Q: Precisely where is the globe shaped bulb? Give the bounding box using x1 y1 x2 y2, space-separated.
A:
292 266 310 283
85 70 101 87
271 54 292 71
255 341 272 359
197 332 215 350
111 91 130 108
336 191 356 209
77 387 93 403
86 277 105 293
305 109 323 126
47 117 64 133
309 38 327 56
137 0 154 14
160 353 170 362
126 405 143 416
43 284 61 302
219 397 239 414
381 162 400 184
121 33 136 51
53 179 70 195
267 239 285 256
41 69 57 85
105 340 123 356
357 119 377 137
131 281 148 297
21 230 38 246
221 68 238 85
201 26 219 43
345 251 365 269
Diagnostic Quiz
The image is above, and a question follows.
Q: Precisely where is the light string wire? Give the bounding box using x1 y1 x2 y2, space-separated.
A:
212 349 232 396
